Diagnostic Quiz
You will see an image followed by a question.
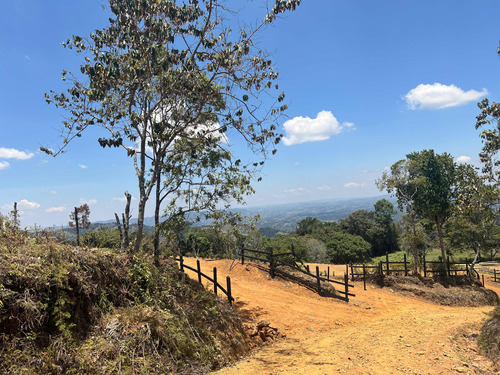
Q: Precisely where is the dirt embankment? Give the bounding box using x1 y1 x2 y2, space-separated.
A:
183 258 500 375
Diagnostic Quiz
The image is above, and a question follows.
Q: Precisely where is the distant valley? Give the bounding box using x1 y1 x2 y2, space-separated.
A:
89 195 397 236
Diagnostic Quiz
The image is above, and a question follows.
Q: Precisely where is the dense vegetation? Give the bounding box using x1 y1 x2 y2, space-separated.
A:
0 215 249 374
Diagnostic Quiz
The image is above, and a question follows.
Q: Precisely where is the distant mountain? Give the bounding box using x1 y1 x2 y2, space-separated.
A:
94 194 397 234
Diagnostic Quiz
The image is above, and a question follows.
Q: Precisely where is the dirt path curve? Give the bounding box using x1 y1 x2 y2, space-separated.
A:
182 258 499 374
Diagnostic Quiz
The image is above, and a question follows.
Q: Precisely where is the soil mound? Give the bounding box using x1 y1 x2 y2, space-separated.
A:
378 275 499 306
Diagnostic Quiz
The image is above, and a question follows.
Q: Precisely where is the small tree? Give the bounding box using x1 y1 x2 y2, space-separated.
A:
9 202 19 230
69 204 91 246
115 191 132 252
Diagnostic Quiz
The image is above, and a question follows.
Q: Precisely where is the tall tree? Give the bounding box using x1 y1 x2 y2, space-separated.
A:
377 160 421 272
69 204 91 246
43 0 301 254
406 150 457 272
453 162 500 266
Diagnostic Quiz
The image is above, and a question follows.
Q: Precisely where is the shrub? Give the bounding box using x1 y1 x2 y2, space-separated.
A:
326 233 371 264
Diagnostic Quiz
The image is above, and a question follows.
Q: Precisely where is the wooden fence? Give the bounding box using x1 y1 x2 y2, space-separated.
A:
422 255 480 279
239 246 354 302
176 256 234 305
349 253 481 284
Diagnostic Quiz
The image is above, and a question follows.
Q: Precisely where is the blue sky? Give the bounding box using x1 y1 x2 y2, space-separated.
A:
1 0 500 227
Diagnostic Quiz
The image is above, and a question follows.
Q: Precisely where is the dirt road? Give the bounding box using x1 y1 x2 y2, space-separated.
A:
182 258 499 374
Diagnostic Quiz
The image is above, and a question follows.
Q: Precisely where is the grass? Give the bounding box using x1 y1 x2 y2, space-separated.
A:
370 248 479 265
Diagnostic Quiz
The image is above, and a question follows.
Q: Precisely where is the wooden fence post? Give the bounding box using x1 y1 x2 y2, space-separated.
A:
466 263 469 276
327 266 330 281
197 259 202 284
379 261 383 276
316 266 321 296
213 267 218 295
404 253 408 276
226 276 232 306
482 274 485 287
447 256 451 277
363 263 366 291
269 247 275 278
241 246 245 265
345 264 348 277
306 264 310 273
423 255 427 278
344 274 349 303
180 254 184 272
385 252 390 276
350 263 354 281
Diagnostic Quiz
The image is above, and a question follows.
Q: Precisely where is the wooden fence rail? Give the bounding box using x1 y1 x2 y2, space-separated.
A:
493 269 500 283
176 256 234 305
422 255 479 279
350 253 481 284
238 246 354 302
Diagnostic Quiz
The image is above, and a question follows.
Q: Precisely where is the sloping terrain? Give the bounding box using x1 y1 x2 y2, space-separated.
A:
183 258 499 374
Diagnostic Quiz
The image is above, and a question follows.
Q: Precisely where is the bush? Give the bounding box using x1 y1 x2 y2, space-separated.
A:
81 227 121 249
326 233 371 264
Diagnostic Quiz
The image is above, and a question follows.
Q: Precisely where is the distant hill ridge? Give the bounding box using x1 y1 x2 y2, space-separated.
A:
94 194 397 233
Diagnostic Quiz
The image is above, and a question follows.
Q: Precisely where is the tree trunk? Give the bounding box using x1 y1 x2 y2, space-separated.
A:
134 197 146 253
434 216 448 276
411 214 418 275
123 191 131 250
75 207 80 247
134 121 148 253
153 176 161 266
115 213 123 250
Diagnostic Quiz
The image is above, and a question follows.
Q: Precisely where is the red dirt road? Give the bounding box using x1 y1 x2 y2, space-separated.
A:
182 258 499 374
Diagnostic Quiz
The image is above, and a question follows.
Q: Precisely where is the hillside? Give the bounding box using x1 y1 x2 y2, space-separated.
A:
0 235 250 374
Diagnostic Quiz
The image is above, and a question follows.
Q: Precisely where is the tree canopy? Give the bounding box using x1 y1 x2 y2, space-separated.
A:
44 0 301 255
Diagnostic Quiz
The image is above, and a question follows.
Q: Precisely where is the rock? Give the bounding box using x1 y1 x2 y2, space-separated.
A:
257 321 270 330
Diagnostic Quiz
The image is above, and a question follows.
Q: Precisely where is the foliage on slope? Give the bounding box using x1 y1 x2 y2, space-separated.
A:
480 306 500 363
0 232 249 374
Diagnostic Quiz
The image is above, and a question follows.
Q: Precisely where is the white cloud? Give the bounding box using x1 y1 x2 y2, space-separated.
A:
79 198 98 205
405 83 487 110
46 206 66 213
344 182 367 188
17 199 40 209
282 111 354 146
317 186 332 191
50 190 58 195
284 187 305 194
0 147 35 160
0 161 10 170
112 196 137 202
456 155 471 163
79 164 88 169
